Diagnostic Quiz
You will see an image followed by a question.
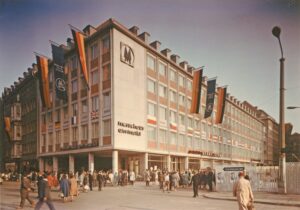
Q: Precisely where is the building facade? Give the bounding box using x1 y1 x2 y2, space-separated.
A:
36 19 265 176
1 68 39 172
286 123 300 162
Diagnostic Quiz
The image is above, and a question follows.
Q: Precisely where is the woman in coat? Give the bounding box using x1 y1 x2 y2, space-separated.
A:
60 174 69 202
68 173 78 201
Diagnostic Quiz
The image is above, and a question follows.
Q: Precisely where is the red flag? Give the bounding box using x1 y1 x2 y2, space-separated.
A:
70 26 89 88
215 87 227 124
4 117 11 138
190 69 203 114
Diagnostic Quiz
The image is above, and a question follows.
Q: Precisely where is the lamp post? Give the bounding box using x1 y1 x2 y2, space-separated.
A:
272 26 286 194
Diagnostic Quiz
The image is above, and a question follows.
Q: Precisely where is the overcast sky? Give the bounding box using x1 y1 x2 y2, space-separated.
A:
0 0 299 132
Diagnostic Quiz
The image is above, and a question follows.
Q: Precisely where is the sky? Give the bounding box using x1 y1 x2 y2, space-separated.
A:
0 0 299 132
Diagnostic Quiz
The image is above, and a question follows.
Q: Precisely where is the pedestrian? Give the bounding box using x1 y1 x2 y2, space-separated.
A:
16 172 35 209
35 173 56 210
233 172 254 210
69 173 78 201
191 171 200 197
60 174 69 202
207 168 214 192
88 171 93 191
97 171 104 191
129 170 135 185
145 170 150 186
163 172 170 193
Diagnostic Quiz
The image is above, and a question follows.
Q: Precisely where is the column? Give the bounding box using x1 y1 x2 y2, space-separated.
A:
184 156 189 171
144 152 148 171
53 157 58 172
199 159 203 169
38 158 44 172
167 155 171 171
69 155 75 173
211 160 215 169
88 153 94 172
112 150 118 174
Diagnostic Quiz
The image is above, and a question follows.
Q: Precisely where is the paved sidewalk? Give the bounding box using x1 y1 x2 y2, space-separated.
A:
203 191 300 207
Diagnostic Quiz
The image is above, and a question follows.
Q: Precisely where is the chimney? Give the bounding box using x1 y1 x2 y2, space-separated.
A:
138 32 150 44
187 65 194 74
170 54 180 64
180 61 188 70
161 48 171 58
14 81 19 86
129 26 139 35
83 24 96 36
67 38 74 48
18 77 24 82
150 41 161 50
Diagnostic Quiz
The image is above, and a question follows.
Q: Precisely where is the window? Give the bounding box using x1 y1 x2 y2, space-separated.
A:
55 131 61 144
71 80 78 93
91 70 99 85
80 77 87 90
102 37 110 53
42 114 46 124
169 90 177 103
72 103 78 116
48 133 53 145
92 122 99 139
103 92 111 112
159 85 167 98
91 43 99 59
147 102 156 117
71 56 78 70
170 69 177 82
159 129 166 143
48 112 52 123
179 114 185 125
178 74 185 87
63 106 68 119
71 127 77 142
92 96 99 111
187 79 192 91
170 110 177 123
187 136 192 147
147 79 156 93
103 119 111 136
82 100 88 113
179 134 184 146
103 64 111 81
170 132 177 144
42 134 46 146
187 98 192 110
158 62 167 77
55 110 60 122
179 94 185 106
187 117 193 128
81 125 88 140
147 126 156 140
159 106 167 121
147 55 155 71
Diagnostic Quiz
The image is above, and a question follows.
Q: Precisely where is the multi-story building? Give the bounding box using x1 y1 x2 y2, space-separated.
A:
0 98 4 171
1 67 39 172
37 19 265 175
256 109 279 165
286 123 300 162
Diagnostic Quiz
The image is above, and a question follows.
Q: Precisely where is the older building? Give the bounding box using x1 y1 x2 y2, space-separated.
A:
286 123 300 162
1 67 39 172
36 19 265 176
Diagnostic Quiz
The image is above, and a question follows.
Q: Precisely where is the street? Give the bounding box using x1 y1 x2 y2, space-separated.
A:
0 182 298 210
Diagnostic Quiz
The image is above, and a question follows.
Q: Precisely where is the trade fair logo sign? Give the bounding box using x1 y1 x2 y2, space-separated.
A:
120 42 134 67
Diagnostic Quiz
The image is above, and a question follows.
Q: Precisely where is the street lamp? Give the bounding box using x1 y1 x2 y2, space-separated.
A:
287 106 300 109
272 26 286 194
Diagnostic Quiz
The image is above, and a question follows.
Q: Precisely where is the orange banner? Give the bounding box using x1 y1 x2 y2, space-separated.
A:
36 55 51 108
4 117 11 138
215 87 227 124
71 28 89 88
190 69 203 114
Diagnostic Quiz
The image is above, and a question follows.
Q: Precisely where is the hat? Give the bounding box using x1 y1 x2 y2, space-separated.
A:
238 172 244 177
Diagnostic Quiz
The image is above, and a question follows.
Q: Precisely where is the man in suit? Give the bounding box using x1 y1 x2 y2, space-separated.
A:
34 172 56 210
190 171 201 197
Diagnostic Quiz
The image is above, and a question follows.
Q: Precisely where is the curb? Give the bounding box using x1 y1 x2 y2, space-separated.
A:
203 194 300 207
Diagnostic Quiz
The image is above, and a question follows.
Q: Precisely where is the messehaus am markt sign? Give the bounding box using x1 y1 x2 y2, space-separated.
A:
223 167 245 171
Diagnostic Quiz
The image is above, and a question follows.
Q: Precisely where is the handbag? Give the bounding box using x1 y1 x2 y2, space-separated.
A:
247 202 255 210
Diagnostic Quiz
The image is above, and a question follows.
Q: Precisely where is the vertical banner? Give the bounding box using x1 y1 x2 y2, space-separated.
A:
4 117 11 138
215 87 227 124
70 25 89 88
51 42 68 101
190 69 203 114
204 78 216 119
36 54 52 108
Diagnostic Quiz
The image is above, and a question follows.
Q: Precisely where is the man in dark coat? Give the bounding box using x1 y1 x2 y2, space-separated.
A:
35 173 56 210
191 172 201 197
88 171 93 191
17 173 35 209
97 171 104 191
